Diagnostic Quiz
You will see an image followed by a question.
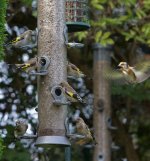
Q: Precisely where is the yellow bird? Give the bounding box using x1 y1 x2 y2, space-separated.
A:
67 61 92 80
75 117 96 145
14 56 39 73
67 61 86 78
105 61 150 84
59 81 86 104
7 30 37 48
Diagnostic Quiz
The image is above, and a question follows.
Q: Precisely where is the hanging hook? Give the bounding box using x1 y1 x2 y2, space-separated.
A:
107 118 118 130
18 134 37 139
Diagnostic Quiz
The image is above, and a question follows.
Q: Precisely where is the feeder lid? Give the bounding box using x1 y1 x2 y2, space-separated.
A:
66 22 90 32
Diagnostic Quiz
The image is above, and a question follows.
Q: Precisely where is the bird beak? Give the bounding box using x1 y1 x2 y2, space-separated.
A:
117 64 122 69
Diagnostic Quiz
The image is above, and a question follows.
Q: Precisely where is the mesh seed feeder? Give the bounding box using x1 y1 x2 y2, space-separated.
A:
65 0 90 32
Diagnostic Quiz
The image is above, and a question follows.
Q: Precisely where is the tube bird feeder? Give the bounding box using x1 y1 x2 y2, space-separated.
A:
35 0 70 147
92 43 112 161
65 0 90 32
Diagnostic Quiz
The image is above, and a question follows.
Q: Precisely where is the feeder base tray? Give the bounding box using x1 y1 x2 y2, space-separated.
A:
35 136 71 147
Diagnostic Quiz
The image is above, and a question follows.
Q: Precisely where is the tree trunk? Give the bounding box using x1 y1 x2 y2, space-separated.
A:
92 43 111 161
36 0 70 146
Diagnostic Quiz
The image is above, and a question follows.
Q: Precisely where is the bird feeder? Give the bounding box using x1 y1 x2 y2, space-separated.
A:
36 0 71 147
65 0 90 32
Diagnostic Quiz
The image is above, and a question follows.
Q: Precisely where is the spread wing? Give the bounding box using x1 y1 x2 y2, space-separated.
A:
103 66 127 84
132 61 150 83
134 60 150 73
132 68 150 83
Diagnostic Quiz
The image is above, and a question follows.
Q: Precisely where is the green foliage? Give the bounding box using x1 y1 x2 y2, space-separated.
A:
112 80 150 101
22 0 32 6
74 31 88 41
0 0 7 60
91 0 106 10
89 0 150 46
0 137 4 160
2 148 31 161
95 31 114 46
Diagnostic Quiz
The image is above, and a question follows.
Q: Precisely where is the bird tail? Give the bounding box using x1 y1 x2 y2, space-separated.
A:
4 42 12 47
84 75 93 81
76 138 87 145
75 94 87 104
7 64 19 72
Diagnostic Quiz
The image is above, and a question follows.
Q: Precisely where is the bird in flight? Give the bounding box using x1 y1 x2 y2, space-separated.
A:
104 61 150 84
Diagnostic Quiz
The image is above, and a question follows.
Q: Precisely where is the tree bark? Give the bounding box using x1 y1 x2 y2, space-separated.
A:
92 43 111 161
36 0 70 146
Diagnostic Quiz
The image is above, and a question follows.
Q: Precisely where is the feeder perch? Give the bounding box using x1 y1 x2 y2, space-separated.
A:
63 25 84 48
66 133 86 139
111 142 120 151
65 0 90 32
66 42 84 48
51 85 71 105
19 134 37 139
107 118 118 130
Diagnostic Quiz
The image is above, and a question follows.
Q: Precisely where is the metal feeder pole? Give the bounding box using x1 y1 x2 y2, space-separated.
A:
36 0 70 147
92 43 111 161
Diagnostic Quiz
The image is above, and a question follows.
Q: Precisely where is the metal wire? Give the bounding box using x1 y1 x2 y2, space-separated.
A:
65 0 89 23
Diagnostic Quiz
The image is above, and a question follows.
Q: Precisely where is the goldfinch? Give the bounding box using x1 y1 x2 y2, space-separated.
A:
75 117 95 145
59 81 86 104
67 61 92 80
13 56 39 73
105 61 150 84
7 30 37 48
67 61 86 78
14 120 28 139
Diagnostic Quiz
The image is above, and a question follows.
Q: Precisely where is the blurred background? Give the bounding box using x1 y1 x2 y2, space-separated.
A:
0 0 150 161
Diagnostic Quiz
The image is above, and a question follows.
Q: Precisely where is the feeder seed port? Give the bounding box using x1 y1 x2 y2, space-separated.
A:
51 85 71 106
29 56 50 76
